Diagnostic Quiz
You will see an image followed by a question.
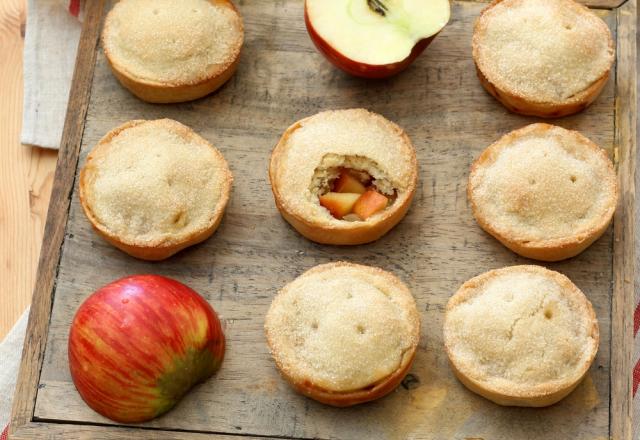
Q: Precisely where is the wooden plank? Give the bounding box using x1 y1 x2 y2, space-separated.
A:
10 422 268 440
610 0 637 438
22 0 623 438
0 0 57 341
9 0 104 433
572 0 624 7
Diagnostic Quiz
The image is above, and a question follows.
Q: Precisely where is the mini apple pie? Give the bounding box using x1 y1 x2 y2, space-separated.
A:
269 109 418 245
468 123 617 261
472 0 614 117
265 262 420 406
79 119 233 261
102 0 244 103
444 265 599 407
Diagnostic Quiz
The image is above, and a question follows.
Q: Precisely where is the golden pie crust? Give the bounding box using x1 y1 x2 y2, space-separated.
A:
265 262 420 406
102 0 244 103
444 265 599 407
472 0 614 117
269 109 418 245
79 119 232 261
468 123 617 261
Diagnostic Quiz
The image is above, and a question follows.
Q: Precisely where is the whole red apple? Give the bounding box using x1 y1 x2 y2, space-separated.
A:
305 0 450 79
68 275 225 423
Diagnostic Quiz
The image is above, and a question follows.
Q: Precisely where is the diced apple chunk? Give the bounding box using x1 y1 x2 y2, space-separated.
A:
319 192 361 219
333 170 366 194
353 190 388 220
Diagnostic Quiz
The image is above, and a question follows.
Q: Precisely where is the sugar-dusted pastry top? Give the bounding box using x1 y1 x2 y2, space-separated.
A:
81 119 232 246
468 123 617 243
445 265 598 396
103 0 243 85
473 0 614 103
265 262 419 393
270 109 417 225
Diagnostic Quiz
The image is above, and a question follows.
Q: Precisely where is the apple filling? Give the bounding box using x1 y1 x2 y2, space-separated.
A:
310 155 398 221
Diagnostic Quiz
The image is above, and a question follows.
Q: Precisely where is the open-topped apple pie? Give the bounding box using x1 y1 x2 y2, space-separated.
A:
269 109 418 245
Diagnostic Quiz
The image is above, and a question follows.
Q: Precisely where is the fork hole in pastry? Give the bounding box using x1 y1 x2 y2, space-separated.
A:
171 210 188 228
570 175 577 183
311 154 398 221
544 307 553 319
356 324 366 335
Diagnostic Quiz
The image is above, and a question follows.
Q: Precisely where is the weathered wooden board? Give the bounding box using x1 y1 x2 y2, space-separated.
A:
11 0 636 438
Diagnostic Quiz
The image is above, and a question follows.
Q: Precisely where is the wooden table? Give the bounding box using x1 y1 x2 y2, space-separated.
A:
0 0 57 341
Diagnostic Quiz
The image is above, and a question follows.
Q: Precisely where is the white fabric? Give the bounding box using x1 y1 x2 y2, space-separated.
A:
0 309 29 429
21 0 82 149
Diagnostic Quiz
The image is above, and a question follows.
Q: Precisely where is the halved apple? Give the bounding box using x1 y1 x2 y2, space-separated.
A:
353 189 389 219
319 192 362 218
305 0 450 78
333 169 367 194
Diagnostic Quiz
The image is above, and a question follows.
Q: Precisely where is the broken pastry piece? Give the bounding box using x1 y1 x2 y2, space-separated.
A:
269 109 418 245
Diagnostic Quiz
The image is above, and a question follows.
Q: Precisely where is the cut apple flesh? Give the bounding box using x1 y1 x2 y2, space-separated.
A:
305 0 450 66
353 189 389 219
333 170 367 194
319 192 362 219
319 168 391 220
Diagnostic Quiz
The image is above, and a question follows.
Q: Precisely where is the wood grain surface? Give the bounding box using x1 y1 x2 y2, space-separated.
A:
0 0 56 341
11 0 637 439
610 2 637 438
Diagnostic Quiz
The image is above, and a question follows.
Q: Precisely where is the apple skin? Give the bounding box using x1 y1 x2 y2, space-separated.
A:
68 275 225 423
304 5 437 79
